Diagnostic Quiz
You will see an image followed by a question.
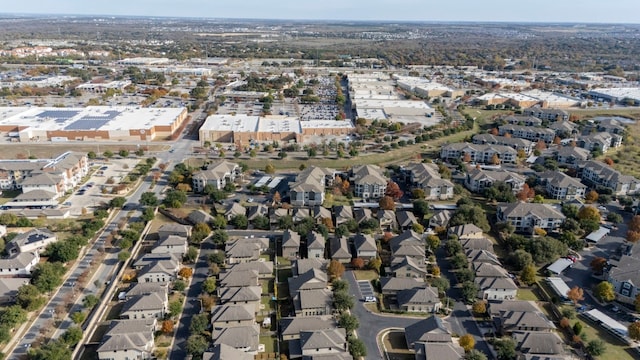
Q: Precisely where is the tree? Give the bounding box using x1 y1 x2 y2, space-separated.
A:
264 163 275 174
385 181 403 200
459 334 475 352
189 314 209 335
169 300 183 317
520 264 537 286
566 286 584 305
28 339 72 360
230 214 248 229
516 184 535 202
82 294 100 309
62 326 82 346
412 223 425 233
103 150 114 158
202 277 217 294
161 319 174 333
449 204 490 232
328 260 345 280
87 151 97 159
426 235 440 251
178 267 193 279
585 190 599 203
535 139 547 151
109 196 126 208
494 337 516 360
31 262 66 293
594 281 615 302
413 199 430 219
46 240 79 263
629 321 640 340
378 195 395 210
183 246 198 264
465 349 487 360
118 250 131 262
368 258 382 273
472 301 486 315
586 339 606 356
490 153 501 165
174 280 187 292
590 257 607 274
163 189 187 208
16 284 45 311
140 192 158 206
484 181 516 203
253 215 270 230
607 212 623 224
431 277 450 295
348 337 367 358
461 281 478 304
211 215 227 229
351 257 365 269
560 317 571 328
578 206 600 222
431 265 441 277
71 311 86 324
191 222 211 244
186 334 208 357
0 305 27 327
211 230 229 246
332 279 349 293
118 149 129 158
338 313 359 333
628 215 640 242
333 291 354 311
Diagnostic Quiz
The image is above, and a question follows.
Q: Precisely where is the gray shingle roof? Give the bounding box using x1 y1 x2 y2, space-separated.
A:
212 324 260 351
404 316 452 346
283 229 301 248
279 316 335 337
299 328 347 351
397 286 440 306
353 233 376 252
210 304 255 323
121 293 165 313
380 277 425 293
203 343 254 360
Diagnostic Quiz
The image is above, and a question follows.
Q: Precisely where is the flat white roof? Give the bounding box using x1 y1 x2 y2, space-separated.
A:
202 115 354 133
356 99 432 110
257 116 301 133
300 120 354 129
590 87 640 101
546 277 570 299
586 227 611 242
200 114 260 132
547 258 573 275
0 106 185 131
584 309 628 338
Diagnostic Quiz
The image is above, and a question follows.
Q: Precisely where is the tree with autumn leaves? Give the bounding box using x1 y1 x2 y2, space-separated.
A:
566 286 584 306
385 181 403 200
516 184 535 202
628 215 640 243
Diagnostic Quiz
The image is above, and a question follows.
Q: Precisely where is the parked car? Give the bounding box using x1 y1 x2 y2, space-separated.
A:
364 296 377 303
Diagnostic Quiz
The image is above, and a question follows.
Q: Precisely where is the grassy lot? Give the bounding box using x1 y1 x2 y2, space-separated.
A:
259 334 277 354
0 189 20 204
607 118 640 179
147 213 176 234
276 257 291 267
516 288 540 301
0 143 170 160
573 315 634 360
460 108 515 126
569 108 640 119
354 270 379 281
322 193 354 207
383 330 414 360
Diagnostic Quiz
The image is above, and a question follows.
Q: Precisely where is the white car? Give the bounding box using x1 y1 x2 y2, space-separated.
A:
364 296 377 303
247 198 254 203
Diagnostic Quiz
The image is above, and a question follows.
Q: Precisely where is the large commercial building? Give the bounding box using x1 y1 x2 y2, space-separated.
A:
0 106 188 142
198 114 353 145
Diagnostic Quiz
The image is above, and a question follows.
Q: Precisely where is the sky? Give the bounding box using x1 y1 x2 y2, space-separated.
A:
2 0 640 24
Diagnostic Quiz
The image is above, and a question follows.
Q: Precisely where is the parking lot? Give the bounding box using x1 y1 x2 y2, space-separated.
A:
356 280 375 300
63 158 141 216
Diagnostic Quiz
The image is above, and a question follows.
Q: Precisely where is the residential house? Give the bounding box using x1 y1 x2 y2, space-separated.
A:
440 143 518 164
290 328 349 359
270 208 290 225
461 238 494 252
377 209 397 231
353 208 374 226
289 166 336 207
472 134 533 155
353 233 377 260
448 224 484 240
330 237 351 264
293 208 312 223
498 124 555 144
504 115 542 127
596 118 626 135
6 228 56 254
512 331 567 359
137 259 179 283
225 241 260 264
188 209 214 225
312 205 332 224
380 277 425 297
41 151 89 191
554 146 590 167
225 203 246 221
404 316 452 348
351 165 387 200
475 276 518 300
246 204 269 221
133 253 181 270
212 324 260 354
429 210 452 229
606 254 640 302
537 170 587 200
397 286 441 313
293 259 328 277
125 283 169 301
210 305 255 328
0 252 39 276
19 172 65 199
158 223 192 239
498 310 556 334
97 319 156 360
392 256 428 279
523 107 569 121
203 343 254 360
192 160 239 193
473 262 510 279
467 249 501 266
396 211 418 231
403 162 455 200
151 235 187 257
120 293 167 320
306 231 326 259
282 230 301 259
333 205 353 227
218 269 260 289
579 160 640 196
293 288 333 316
279 317 335 341
464 167 526 193
228 261 274 279
219 286 262 313
549 120 578 138
414 342 465 360
288 268 328 296
578 132 622 153
390 230 426 267
0 278 29 304
496 202 566 234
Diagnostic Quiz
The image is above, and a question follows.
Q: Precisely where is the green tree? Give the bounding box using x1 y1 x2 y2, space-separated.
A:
465 349 488 360
191 222 211 244
140 192 158 206
450 204 490 232
426 235 441 252
431 277 450 295
348 337 367 358
185 334 208 357
61 326 83 346
586 339 606 356
0 305 27 327
174 280 187 292
202 277 217 294
103 150 114 158
169 300 183 317
31 262 66 293
211 215 227 229
264 163 275 174
494 337 516 360
46 240 79 263
520 264 537 286
208 251 225 266
484 181 517 202
189 313 209 335
461 281 479 304
109 197 126 208
338 313 359 333
118 149 129 158
252 215 270 230
82 294 100 309
118 250 131 262
333 291 354 311
27 339 71 360
163 190 187 208
594 281 615 302
412 199 430 219
16 284 45 311
230 214 249 229
87 151 97 159
183 246 198 264
71 311 86 324
332 279 348 293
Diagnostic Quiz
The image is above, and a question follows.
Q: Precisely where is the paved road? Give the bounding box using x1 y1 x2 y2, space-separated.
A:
344 271 422 360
